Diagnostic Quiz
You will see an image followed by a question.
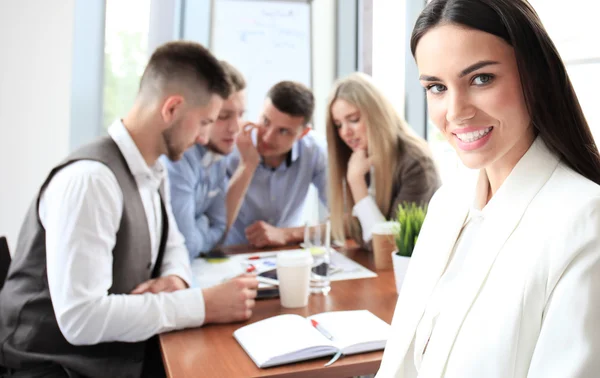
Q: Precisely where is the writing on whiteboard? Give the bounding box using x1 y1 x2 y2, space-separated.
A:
212 0 311 123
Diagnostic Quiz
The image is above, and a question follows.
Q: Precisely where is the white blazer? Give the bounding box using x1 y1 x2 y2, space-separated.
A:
377 138 600 378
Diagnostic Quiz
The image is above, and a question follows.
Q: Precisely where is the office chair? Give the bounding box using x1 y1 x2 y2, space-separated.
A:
0 236 10 290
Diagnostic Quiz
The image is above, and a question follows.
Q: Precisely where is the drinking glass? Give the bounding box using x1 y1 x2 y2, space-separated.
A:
304 221 331 295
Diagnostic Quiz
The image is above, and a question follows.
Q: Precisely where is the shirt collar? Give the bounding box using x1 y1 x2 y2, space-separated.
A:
290 138 300 164
108 119 165 182
199 146 224 168
467 172 491 222
259 139 302 171
252 127 302 170
259 148 296 171
469 136 556 221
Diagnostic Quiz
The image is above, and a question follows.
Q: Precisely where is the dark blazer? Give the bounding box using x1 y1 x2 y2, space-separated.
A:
386 145 441 219
357 140 441 249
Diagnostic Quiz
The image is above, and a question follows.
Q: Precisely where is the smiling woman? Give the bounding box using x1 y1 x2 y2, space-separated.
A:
376 0 600 377
416 25 534 191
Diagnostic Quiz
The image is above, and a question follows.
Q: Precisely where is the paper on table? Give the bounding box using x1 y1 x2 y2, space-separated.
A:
191 249 377 289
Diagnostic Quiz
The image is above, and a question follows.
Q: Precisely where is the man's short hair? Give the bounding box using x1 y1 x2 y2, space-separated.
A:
139 41 231 104
220 60 246 93
266 81 314 125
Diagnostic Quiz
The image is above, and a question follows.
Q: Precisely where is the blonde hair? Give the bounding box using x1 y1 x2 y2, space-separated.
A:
326 72 430 244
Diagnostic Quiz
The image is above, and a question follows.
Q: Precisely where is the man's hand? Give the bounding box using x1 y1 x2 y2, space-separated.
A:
245 221 288 247
130 275 188 295
237 123 260 168
347 149 373 184
203 274 259 324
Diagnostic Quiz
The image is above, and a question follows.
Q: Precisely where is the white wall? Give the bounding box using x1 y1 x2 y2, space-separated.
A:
0 0 75 253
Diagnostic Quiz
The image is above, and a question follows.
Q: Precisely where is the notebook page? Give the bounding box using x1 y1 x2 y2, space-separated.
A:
309 310 391 354
233 314 335 367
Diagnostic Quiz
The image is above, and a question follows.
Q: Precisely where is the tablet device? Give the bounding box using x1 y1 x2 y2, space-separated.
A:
256 268 279 299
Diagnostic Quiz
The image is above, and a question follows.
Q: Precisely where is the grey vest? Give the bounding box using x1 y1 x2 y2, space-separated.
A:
0 137 168 378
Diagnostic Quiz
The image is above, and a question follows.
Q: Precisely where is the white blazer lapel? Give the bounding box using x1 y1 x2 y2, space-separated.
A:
419 138 560 377
378 189 469 377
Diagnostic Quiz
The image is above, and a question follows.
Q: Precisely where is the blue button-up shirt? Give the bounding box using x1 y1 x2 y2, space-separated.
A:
224 130 328 245
162 145 227 260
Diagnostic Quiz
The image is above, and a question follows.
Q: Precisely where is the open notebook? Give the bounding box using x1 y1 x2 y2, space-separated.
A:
233 310 390 368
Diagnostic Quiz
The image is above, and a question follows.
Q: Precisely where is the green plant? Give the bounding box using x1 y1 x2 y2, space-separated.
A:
394 202 427 257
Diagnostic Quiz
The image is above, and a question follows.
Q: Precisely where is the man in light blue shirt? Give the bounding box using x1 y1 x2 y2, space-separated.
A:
224 81 328 247
164 61 248 259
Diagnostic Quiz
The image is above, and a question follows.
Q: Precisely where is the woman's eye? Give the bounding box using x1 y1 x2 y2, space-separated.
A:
472 74 494 86
426 84 447 94
349 118 360 123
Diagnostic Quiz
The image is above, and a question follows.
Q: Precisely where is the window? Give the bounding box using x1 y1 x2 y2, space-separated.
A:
569 64 600 142
102 0 151 129
528 0 600 143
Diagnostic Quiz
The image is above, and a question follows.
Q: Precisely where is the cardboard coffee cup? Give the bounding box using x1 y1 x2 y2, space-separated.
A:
372 221 399 270
276 250 313 308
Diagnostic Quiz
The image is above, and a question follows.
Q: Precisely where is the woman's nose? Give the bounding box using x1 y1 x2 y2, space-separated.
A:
446 91 476 124
339 123 353 138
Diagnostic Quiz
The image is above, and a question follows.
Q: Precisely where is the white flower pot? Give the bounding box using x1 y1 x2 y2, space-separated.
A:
392 252 411 294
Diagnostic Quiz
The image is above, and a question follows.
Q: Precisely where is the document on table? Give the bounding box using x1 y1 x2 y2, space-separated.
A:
191 249 377 289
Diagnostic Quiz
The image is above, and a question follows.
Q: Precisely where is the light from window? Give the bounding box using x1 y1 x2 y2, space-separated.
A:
568 64 600 143
529 0 600 143
102 0 151 130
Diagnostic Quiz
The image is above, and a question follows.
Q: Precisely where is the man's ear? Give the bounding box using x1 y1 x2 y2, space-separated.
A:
160 95 185 125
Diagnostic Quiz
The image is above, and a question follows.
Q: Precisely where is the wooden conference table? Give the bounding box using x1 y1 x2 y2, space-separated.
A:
159 242 398 378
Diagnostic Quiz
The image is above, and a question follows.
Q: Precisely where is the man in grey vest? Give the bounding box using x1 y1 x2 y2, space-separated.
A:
0 41 259 378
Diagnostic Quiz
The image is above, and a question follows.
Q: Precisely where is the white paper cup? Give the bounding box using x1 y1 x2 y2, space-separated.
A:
371 221 399 270
276 250 313 308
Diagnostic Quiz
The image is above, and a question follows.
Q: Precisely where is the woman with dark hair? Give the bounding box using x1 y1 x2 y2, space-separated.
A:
377 0 600 377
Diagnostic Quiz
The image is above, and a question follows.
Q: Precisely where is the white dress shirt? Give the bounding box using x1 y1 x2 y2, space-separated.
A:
413 177 492 373
413 207 484 372
38 120 206 346
351 166 388 242
352 195 386 242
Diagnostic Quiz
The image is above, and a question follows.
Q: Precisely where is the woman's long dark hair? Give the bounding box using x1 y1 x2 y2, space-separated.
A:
411 0 600 185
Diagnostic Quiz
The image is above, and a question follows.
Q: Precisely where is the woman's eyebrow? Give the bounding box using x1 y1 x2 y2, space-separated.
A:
459 60 500 77
419 74 440 81
345 111 360 119
419 60 500 81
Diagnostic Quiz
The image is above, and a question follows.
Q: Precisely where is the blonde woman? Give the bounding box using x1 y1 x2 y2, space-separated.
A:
327 72 441 247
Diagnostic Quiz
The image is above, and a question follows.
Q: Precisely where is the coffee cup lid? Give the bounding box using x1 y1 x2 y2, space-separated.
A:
277 250 314 267
372 221 400 235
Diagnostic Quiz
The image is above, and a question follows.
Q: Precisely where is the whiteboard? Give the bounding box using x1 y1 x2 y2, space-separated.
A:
211 0 312 123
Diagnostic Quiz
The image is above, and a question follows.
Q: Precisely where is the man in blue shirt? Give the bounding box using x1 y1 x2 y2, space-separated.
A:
164 61 248 259
224 81 328 247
